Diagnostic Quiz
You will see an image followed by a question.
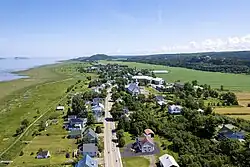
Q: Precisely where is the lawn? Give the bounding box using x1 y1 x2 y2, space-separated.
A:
214 106 250 115
101 61 250 92
122 157 150 167
228 115 250 120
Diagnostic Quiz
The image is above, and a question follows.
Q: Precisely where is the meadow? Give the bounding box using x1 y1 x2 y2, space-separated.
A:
0 62 90 165
102 61 250 92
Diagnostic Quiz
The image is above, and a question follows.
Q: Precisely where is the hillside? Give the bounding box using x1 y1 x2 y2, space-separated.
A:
75 54 113 61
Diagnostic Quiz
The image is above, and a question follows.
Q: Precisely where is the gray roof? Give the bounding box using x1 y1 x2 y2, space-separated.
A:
85 128 97 138
82 144 98 153
155 95 164 101
37 150 49 157
127 83 140 93
159 154 179 167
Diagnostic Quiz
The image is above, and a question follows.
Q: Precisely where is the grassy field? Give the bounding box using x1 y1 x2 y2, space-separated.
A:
0 62 90 165
122 157 150 167
101 61 250 92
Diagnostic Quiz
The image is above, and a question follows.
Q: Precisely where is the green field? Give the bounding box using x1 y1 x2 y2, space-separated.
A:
101 61 250 91
122 157 150 167
0 62 90 165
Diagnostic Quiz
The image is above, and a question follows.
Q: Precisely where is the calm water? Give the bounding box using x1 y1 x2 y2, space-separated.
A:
0 57 66 82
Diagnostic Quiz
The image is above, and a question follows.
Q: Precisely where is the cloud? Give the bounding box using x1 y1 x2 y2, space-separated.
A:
161 34 250 53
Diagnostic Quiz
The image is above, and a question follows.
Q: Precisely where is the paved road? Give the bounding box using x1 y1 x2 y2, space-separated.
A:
104 88 123 167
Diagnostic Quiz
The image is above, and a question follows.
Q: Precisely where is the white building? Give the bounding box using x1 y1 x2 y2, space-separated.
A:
168 105 182 114
132 75 165 85
159 154 179 167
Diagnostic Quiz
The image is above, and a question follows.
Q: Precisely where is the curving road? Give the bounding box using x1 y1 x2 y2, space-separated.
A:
104 88 123 167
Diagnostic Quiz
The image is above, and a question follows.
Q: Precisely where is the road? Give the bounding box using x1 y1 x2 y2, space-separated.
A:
104 88 123 167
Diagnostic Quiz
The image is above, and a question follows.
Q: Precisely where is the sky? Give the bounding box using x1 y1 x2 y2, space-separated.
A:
0 0 250 58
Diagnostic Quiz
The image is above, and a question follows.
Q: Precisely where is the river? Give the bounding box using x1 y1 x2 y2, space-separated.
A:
0 57 67 82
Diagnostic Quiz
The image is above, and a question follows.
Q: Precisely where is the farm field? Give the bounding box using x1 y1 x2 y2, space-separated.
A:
102 61 250 92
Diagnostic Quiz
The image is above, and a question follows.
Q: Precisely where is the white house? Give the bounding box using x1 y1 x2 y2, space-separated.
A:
151 77 165 85
133 136 155 153
159 154 179 167
126 83 141 96
36 150 51 159
168 105 182 114
132 75 165 85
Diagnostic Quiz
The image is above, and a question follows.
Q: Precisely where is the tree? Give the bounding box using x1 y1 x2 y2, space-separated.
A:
192 80 198 86
111 92 120 101
21 119 29 127
19 151 24 156
87 113 95 125
16 127 23 135
118 137 125 147
72 94 87 117
95 126 102 133
220 85 224 91
116 129 124 139
86 76 91 81
204 106 213 115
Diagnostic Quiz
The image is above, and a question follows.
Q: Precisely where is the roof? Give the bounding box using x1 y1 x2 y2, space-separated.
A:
56 106 64 110
85 128 97 138
70 118 84 123
82 144 98 153
168 105 182 111
153 70 169 74
37 150 49 157
144 129 155 135
75 154 98 167
141 136 154 145
152 77 164 82
159 154 179 167
132 75 153 80
69 129 83 136
92 103 104 109
127 83 140 93
155 95 164 101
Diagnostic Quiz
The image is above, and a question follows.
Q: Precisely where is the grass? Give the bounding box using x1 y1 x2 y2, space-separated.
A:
0 62 90 163
101 60 250 92
122 157 150 167
228 115 250 120
123 132 134 145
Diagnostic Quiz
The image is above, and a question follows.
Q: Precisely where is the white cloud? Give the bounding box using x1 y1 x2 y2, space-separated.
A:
161 34 250 53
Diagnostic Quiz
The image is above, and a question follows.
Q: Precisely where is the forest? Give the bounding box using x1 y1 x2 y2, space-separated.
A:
125 51 250 74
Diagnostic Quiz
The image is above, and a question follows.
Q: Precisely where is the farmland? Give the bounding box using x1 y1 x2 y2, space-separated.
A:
101 61 250 92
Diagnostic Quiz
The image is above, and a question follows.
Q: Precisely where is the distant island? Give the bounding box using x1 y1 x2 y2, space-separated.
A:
14 57 29 60
74 54 113 61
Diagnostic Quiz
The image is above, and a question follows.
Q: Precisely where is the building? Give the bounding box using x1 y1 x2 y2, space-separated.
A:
168 105 182 114
151 77 165 85
126 83 141 96
132 136 155 153
92 103 104 122
92 98 103 105
159 154 179 167
68 115 77 121
217 124 245 140
75 154 98 167
68 129 83 139
153 70 169 74
155 95 166 106
36 150 51 159
83 128 98 143
174 82 184 89
81 144 98 157
68 118 87 131
144 129 155 138
56 106 65 111
132 75 165 85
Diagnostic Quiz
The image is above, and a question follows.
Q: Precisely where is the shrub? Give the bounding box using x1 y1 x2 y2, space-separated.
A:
95 126 102 134
248 103 250 107
19 151 24 156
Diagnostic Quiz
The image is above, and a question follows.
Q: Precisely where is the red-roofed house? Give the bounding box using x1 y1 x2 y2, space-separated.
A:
144 129 155 138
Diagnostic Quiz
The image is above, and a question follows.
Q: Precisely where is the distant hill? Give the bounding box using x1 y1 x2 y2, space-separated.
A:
74 54 113 61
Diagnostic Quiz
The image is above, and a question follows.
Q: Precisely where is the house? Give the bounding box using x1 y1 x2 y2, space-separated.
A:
193 85 204 91
36 150 51 159
92 103 104 122
92 98 103 105
75 154 98 167
80 144 98 157
168 105 182 114
174 82 184 89
155 95 166 106
83 128 98 143
144 129 155 138
197 108 204 113
56 106 65 111
159 154 179 167
126 83 141 96
68 118 87 131
151 77 165 85
217 124 245 140
68 115 77 121
68 129 83 139
132 136 155 153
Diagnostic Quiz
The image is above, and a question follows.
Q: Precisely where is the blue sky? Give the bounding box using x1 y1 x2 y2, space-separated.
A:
0 0 250 57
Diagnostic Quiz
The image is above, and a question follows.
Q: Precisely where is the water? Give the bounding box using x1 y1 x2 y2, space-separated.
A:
0 57 66 82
